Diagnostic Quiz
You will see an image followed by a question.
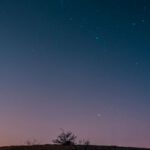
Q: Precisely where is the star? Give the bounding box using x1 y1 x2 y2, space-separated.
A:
32 49 36 53
144 6 147 12
80 25 84 28
60 0 64 9
69 17 73 21
141 19 145 23
104 49 108 53
97 113 102 117
96 36 100 40
132 22 137 26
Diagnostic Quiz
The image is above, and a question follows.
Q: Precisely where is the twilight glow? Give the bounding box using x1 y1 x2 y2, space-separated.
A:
0 0 150 148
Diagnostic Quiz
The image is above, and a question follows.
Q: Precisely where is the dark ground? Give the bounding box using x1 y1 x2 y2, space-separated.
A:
0 145 149 150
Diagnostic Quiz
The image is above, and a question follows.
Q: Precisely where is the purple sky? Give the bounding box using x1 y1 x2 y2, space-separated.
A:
0 0 150 148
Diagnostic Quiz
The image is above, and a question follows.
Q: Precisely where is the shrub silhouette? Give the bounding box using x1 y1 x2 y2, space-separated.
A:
79 139 90 146
78 139 90 150
52 130 77 146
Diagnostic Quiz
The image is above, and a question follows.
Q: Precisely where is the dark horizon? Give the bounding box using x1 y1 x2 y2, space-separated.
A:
0 144 150 150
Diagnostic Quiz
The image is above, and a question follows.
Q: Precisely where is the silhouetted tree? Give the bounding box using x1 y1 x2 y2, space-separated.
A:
52 130 77 146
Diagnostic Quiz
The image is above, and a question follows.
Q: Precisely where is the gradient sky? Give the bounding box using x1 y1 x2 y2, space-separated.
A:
0 0 150 148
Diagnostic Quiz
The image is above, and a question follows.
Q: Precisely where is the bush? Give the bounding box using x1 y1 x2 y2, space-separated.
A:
52 130 77 146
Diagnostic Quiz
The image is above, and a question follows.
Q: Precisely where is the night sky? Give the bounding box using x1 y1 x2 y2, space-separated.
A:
0 0 150 148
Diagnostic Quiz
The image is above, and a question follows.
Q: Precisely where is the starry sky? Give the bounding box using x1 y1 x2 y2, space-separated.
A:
0 0 150 148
